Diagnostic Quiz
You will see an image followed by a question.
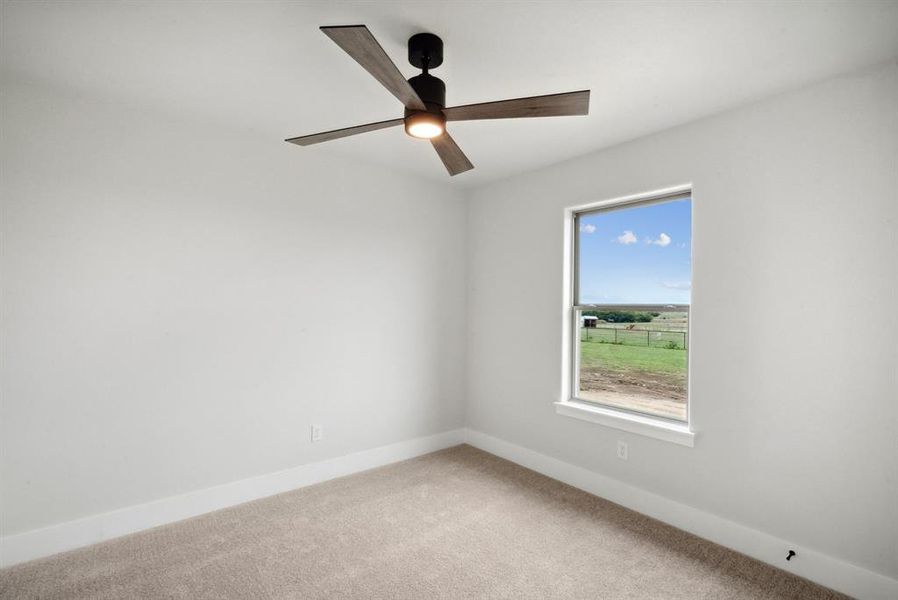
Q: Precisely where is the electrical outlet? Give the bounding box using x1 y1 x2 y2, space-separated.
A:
311 424 323 442
617 440 628 460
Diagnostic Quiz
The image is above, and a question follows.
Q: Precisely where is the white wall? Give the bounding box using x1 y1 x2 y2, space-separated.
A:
0 77 467 537
466 62 898 580
3 50 896 594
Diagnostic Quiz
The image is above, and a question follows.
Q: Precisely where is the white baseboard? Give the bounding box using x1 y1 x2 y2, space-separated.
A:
0 428 465 568
463 427 898 600
4 427 895 599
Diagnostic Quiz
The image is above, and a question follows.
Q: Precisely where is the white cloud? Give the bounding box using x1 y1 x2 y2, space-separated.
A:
662 281 691 290
647 232 671 247
580 223 596 234
616 230 637 245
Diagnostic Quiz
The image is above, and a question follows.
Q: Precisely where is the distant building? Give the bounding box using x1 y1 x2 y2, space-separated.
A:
581 315 598 328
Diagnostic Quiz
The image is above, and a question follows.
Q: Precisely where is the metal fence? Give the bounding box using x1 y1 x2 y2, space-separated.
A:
581 326 688 350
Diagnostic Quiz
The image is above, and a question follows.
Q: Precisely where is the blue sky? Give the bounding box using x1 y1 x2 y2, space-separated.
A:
578 198 691 304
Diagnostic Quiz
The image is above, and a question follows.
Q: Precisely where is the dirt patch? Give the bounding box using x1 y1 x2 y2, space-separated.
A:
579 368 687 420
580 368 686 401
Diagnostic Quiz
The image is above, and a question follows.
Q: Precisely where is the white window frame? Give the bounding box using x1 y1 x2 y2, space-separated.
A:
555 185 695 447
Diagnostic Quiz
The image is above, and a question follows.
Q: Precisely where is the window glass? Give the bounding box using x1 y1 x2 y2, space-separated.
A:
574 196 691 421
577 199 691 305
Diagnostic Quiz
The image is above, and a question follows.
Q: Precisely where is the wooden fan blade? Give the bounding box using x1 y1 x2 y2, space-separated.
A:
442 90 590 121
431 131 474 176
285 118 404 146
321 25 426 111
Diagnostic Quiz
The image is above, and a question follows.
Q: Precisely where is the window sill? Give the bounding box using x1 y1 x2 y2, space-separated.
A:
554 399 695 447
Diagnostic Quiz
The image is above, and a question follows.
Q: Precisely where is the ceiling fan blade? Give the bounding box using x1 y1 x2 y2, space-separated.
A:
321 25 426 111
431 131 474 176
442 90 590 121
285 118 404 146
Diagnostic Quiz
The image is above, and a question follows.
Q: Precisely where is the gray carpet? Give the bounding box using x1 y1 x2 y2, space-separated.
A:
0 445 847 599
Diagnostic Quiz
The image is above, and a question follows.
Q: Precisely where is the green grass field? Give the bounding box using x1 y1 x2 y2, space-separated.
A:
579 339 686 375
579 313 688 382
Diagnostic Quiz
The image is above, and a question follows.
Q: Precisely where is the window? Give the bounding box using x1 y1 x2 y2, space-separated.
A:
568 190 692 431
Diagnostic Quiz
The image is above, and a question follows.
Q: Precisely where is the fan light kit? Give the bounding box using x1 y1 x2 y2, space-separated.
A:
405 111 445 139
286 26 590 176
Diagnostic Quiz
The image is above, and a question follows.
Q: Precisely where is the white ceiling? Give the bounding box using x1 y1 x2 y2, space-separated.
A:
3 1 898 188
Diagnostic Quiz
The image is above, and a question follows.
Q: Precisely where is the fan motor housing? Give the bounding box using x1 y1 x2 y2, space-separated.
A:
407 73 446 109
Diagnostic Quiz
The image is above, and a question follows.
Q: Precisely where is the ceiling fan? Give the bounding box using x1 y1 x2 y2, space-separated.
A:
285 25 590 176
